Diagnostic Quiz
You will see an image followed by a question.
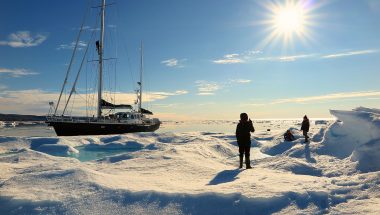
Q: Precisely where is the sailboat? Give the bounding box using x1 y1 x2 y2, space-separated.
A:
46 0 160 136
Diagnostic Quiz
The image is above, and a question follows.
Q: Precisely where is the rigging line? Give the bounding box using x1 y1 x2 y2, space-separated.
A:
107 23 116 105
113 18 117 110
114 2 135 90
86 2 101 117
62 29 95 116
54 0 91 116
85 59 88 117
113 56 116 106
88 61 96 116
69 94 75 116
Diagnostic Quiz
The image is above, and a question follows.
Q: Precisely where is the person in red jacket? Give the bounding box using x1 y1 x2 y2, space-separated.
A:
236 113 255 169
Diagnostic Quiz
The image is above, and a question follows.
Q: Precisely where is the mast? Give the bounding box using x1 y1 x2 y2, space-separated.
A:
97 0 106 118
138 42 143 113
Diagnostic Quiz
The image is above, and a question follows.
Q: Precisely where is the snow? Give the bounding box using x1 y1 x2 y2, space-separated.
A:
1 108 380 214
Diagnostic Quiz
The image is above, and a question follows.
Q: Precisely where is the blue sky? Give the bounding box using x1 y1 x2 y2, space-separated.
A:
0 0 379 120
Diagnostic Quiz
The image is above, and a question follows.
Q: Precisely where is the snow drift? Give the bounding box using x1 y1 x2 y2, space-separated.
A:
318 107 380 172
1 107 380 214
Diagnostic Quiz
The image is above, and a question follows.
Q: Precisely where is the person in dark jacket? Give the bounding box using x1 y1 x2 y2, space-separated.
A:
284 130 295 141
236 113 255 169
300 115 310 142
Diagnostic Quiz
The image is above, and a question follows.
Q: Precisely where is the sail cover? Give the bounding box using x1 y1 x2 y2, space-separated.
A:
141 108 153 115
101 99 132 109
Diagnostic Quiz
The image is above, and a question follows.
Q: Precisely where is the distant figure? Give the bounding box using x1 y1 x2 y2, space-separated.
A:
300 115 310 143
284 130 295 141
236 113 255 169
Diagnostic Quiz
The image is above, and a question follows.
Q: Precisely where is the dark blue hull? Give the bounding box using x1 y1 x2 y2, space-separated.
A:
47 121 160 136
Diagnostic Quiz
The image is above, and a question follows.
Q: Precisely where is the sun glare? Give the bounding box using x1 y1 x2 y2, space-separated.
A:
274 4 305 34
260 0 317 48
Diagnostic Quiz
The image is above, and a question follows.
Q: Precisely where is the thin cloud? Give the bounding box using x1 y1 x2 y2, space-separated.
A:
147 90 188 99
0 89 188 115
197 102 215 106
213 53 244 64
197 92 215 96
57 41 87 50
214 48 379 64
244 91 380 106
72 26 100 31
195 80 220 96
0 31 48 48
195 79 250 96
213 50 262 64
152 103 181 108
273 91 380 104
256 54 316 62
229 79 251 84
322 50 378 59
0 68 39 77
161 58 187 68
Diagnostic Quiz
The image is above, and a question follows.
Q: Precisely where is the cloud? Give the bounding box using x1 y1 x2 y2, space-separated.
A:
152 103 181 108
196 102 215 106
197 92 215 96
72 26 100 31
244 91 380 106
256 54 316 62
0 89 188 115
321 50 378 59
195 80 220 96
161 58 187 68
0 31 48 48
0 68 39 77
146 90 188 100
161 58 178 67
153 112 204 121
213 50 262 64
213 48 379 65
195 79 250 96
254 49 377 62
213 54 244 64
273 91 380 104
229 79 251 84
57 41 87 50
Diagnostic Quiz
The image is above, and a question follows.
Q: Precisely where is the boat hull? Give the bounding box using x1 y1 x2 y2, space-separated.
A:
47 121 160 136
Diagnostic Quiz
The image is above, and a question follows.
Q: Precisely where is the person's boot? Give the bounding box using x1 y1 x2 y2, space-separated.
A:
239 155 243 168
245 156 252 169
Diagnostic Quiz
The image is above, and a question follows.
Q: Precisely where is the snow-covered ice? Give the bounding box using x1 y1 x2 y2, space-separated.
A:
1 108 380 214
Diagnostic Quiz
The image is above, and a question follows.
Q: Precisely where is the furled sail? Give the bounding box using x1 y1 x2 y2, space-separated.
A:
101 99 132 109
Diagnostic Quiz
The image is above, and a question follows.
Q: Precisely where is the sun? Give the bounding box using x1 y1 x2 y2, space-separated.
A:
259 0 317 48
274 4 306 35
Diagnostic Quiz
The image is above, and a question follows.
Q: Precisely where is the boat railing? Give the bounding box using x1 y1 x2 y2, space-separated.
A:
46 115 97 123
46 115 159 125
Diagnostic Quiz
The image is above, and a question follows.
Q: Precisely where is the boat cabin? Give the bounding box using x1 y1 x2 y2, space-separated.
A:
115 112 142 120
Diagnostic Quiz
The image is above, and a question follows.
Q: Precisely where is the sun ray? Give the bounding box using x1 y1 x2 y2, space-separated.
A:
256 0 325 51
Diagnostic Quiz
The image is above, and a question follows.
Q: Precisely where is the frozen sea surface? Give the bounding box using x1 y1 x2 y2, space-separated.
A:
1 111 380 214
0 118 328 137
